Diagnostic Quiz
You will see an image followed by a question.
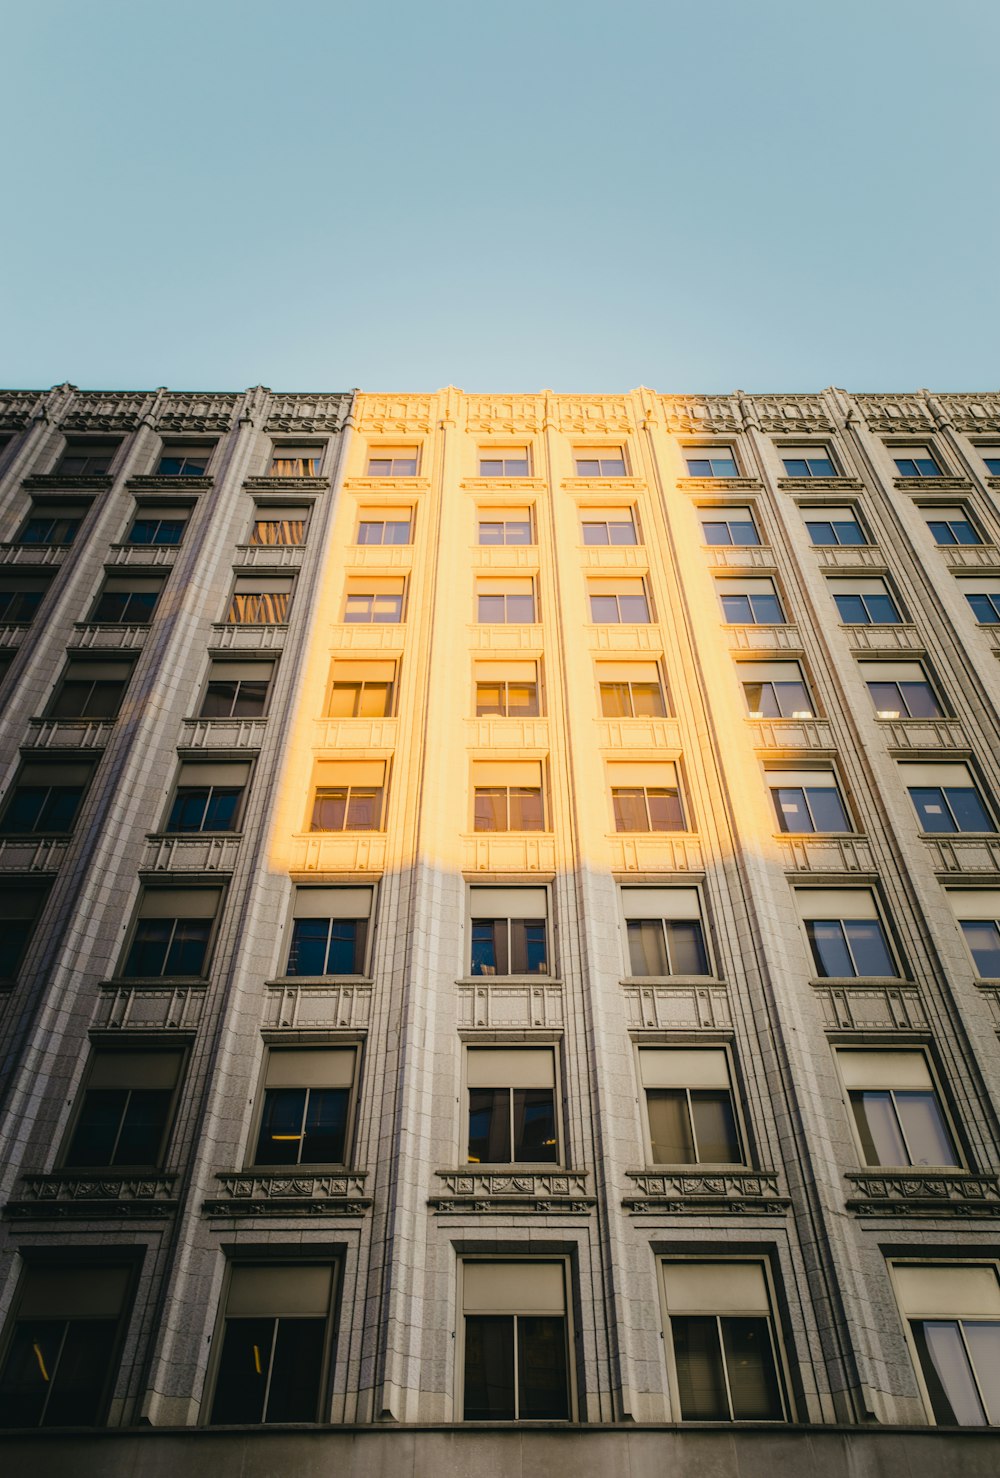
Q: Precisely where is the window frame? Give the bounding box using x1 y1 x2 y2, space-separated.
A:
365 445 420 478
46 658 133 721
162 761 251 835
803 505 870 548
637 1046 745 1167
738 661 816 720
467 884 551 978
780 446 839 478
119 886 223 980
890 1261 1000 1428
464 1045 561 1167
765 767 853 836
892 446 944 479
683 446 740 479
587 577 652 625
475 577 537 625
247 1043 361 1170
125 503 190 548
285 885 374 978
572 446 628 478
226 578 294 626
620 886 713 979
596 660 669 719
154 441 215 477
59 1045 187 1171
54 439 121 477
921 505 983 547
860 661 946 720
579 505 640 546
267 443 325 478
828 577 904 626
458 1257 576 1423
308 760 388 834
698 504 762 548
835 1049 963 1171
795 888 900 981
715 578 787 626
198 659 275 720
342 578 406 625
0 758 96 836
478 447 532 478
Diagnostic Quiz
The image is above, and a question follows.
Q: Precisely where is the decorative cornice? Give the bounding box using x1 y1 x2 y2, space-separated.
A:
430 1168 594 1215
0 391 44 430
22 474 112 491
853 394 937 433
932 394 1000 432
155 394 241 433
127 475 212 492
778 478 865 494
623 1169 789 1214
356 394 434 435
745 394 834 433
5 1172 178 1219
845 1169 1000 1216
242 476 330 493
264 394 352 434
60 393 156 432
203 1170 371 1216
661 395 742 435
892 477 973 493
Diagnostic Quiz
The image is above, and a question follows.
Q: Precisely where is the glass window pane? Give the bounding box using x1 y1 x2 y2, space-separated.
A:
630 682 666 717
464 1315 515 1421
471 920 502 976
204 788 241 831
672 1316 729 1420
507 683 539 717
967 593 1000 623
618 594 650 622
372 595 402 623
961 920 1000 976
730 520 760 545
647 788 684 831
210 1317 273 1424
743 682 779 717
582 522 609 545
37 1320 118 1428
806 920 854 976
478 595 506 622
311 789 347 831
505 594 535 623
513 1088 557 1162
835 595 868 624
702 522 732 546
851 1090 909 1165
65 1088 128 1167
474 788 507 832
590 595 620 623
265 1319 325 1422
468 1087 510 1162
124 919 171 976
964 1323 1000 1424
287 918 330 976
510 919 547 974
600 682 631 717
326 920 361 974
345 787 381 829
946 788 993 833
666 921 710 975
910 788 953 833
509 787 543 831
772 788 810 833
612 788 648 832
609 521 638 545
475 683 505 717
835 520 865 545
806 787 851 833
201 681 238 717
646 1089 695 1163
691 1091 741 1163
912 1321 987 1427
518 1316 569 1419
255 1088 306 1165
774 681 811 717
628 920 668 976
301 1087 349 1163
866 595 899 624
899 681 942 718
844 920 894 976
752 594 784 624
114 1088 173 1165
896 1091 959 1167
806 521 836 545
721 595 753 624
231 680 268 717
167 920 211 976
0 1322 67 1427
721 1317 783 1420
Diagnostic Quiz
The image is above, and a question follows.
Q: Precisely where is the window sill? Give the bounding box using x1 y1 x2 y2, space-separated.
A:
203 1168 370 1216
5 1170 179 1220
431 1167 594 1214
808 976 909 988
621 975 720 987
270 975 374 987
844 1168 1000 1216
127 474 211 491
624 1168 787 1215
243 475 330 492
460 974 560 986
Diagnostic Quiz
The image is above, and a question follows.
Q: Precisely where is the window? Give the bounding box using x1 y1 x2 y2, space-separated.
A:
0 575 51 624
860 660 944 719
661 1261 787 1422
18 506 82 545
716 578 785 625
781 446 837 477
286 886 372 976
622 887 710 976
269 443 323 477
766 768 851 834
685 447 739 478
597 660 668 718
250 505 308 546
0 1264 132 1429
91 576 164 624
924 506 981 546
121 886 222 978
699 505 761 546
226 577 292 625
357 508 412 545
958 580 1000 624
0 759 95 835
588 577 650 623
479 448 530 476
156 441 213 476
828 577 902 625
894 447 942 478
63 1049 184 1169
979 447 1000 476
252 1048 357 1166
366 445 418 477
796 888 897 978
477 506 533 545
343 576 405 624
893 1263 1000 1427
950 891 1000 978
474 660 539 718
574 447 626 477
327 659 396 718
164 761 249 833
127 504 188 546
580 506 639 545
467 1048 558 1164
837 1050 959 1169
469 886 548 976
900 762 994 834
473 760 544 832
0 883 50 979
804 506 867 546
738 661 814 719
199 659 274 719
309 759 386 832
461 1261 571 1421
609 761 685 832
46 659 131 719
639 1049 742 1164
208 1264 337 1425
476 577 536 624
56 439 119 476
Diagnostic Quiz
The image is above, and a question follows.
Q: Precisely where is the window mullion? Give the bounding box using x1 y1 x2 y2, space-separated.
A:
39 1321 71 1423
322 919 334 975
512 1313 520 1420
108 1088 131 1164
260 1318 280 1420
716 1316 736 1420
957 1320 991 1420
686 1089 699 1161
660 920 672 973
297 1090 310 1165
890 1091 916 1165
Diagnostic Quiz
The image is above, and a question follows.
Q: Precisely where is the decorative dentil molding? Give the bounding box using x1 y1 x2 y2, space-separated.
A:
661 395 742 434
624 1170 789 1214
6 1172 178 1219
845 1170 1000 1217
204 1171 371 1216
431 1169 594 1215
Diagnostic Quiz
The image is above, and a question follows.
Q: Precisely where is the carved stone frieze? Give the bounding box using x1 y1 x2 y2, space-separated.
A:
893 477 972 493
263 982 373 1030
60 393 155 432
463 395 543 433
661 395 742 434
816 985 928 1032
932 394 1000 431
746 394 833 432
0 391 44 429
778 478 865 494
92 983 206 1031
127 475 212 492
853 394 936 433
242 476 329 493
155 394 241 432
356 394 433 434
204 1170 371 1216
456 982 564 1029
624 1170 789 1214
264 394 351 433
555 395 633 434
845 1170 1000 1216
675 477 761 494
5 1173 178 1219
622 983 732 1031
22 474 113 492
431 1169 594 1214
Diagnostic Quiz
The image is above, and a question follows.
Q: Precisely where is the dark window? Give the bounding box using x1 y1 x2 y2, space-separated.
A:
574 453 626 476
700 511 760 546
895 453 941 477
463 1312 569 1421
782 454 836 477
911 1318 1000 1425
685 452 738 477
91 588 160 624
156 445 211 475
612 786 684 832
209 1266 333 1425
0 764 93 834
227 590 290 624
671 1314 784 1421
200 674 271 718
287 918 367 976
477 518 532 545
850 1088 958 1168
581 516 638 545
769 782 851 834
908 785 993 834
833 588 901 624
19 515 80 545
166 785 244 833
127 516 186 545
310 786 383 831
479 455 529 476
123 917 214 978
0 884 50 979
468 1086 557 1164
865 677 943 719
927 516 980 546
471 918 548 976
64 1051 181 1168
627 919 709 976
56 442 119 476
805 515 866 546
0 584 46 623
805 918 895 977
960 920 1000 977
646 1089 741 1164
965 592 1000 624
719 588 785 624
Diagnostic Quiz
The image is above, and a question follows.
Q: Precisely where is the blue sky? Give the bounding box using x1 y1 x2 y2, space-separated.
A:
2 0 997 393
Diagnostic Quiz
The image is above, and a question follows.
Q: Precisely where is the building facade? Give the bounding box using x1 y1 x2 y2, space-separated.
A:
0 383 999 1472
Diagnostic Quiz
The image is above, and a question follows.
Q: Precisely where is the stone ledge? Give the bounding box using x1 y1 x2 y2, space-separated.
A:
127 475 211 492
203 1170 371 1216
431 1169 594 1214
624 1170 789 1214
242 476 330 492
5 1172 178 1219
845 1169 1000 1216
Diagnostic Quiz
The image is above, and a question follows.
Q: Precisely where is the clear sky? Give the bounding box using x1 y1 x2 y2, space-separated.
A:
2 0 997 394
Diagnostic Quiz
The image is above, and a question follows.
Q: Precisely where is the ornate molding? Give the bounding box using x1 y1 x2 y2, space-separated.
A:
242 476 329 493
263 982 373 1030
431 1169 594 1215
264 394 351 433
661 395 742 434
92 983 206 1031
457 982 564 1030
816 985 928 1032
853 394 937 433
0 391 44 430
624 1170 789 1214
932 394 1000 432
463 395 543 433
622 983 732 1031
746 394 834 432
778 477 865 494
845 1170 1000 1216
60 393 156 432
893 477 972 493
554 395 633 434
155 394 240 433
127 475 211 492
22 474 112 492
355 394 434 434
675 477 761 494
5 1172 178 1219
204 1170 371 1216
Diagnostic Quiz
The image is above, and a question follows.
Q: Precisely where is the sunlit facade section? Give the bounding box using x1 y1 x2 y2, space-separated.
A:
0 384 999 1473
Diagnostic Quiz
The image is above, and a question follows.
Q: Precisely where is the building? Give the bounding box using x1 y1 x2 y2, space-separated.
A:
0 383 999 1474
